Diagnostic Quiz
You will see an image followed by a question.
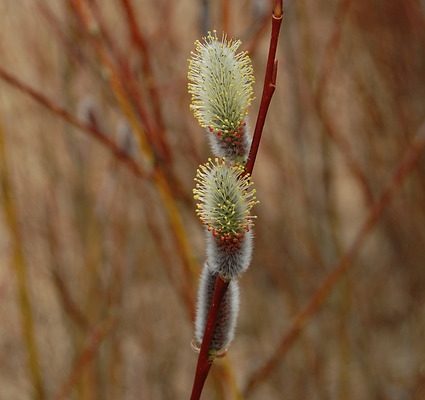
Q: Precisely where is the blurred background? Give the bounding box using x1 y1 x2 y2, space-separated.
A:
1 0 425 399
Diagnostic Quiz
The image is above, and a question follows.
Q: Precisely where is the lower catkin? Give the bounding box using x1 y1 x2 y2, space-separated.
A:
194 263 239 352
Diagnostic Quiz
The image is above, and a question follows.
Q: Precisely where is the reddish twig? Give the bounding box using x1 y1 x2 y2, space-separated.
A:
313 0 375 205
189 2 283 399
221 0 230 35
51 269 90 330
245 1 283 176
76 0 172 166
190 277 229 400
53 315 117 400
36 1 86 67
0 66 149 181
118 0 171 163
243 120 425 395
0 119 46 400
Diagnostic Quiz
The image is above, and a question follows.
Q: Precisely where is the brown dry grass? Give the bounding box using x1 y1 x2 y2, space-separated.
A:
1 1 425 399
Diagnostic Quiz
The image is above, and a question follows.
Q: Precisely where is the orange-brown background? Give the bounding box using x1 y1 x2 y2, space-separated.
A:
1 1 424 399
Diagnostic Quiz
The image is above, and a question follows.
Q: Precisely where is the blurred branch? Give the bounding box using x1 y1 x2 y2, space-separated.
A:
69 0 156 166
36 1 86 66
200 0 210 34
315 0 352 102
0 66 148 180
0 57 198 312
143 195 196 320
221 0 230 34
51 268 90 331
118 0 171 162
53 315 117 400
0 119 46 400
0 60 198 322
243 120 425 396
314 0 375 205
70 0 199 285
246 13 271 55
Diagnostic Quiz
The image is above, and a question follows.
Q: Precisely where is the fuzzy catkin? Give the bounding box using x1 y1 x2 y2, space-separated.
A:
193 158 257 279
188 31 255 162
193 158 257 239
206 229 253 279
194 263 240 351
207 120 251 162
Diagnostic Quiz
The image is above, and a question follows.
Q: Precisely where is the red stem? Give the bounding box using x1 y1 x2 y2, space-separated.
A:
190 277 229 400
245 2 283 176
189 2 283 399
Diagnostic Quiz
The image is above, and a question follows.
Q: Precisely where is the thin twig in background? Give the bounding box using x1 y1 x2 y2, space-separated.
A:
119 0 172 163
53 315 117 400
0 66 148 180
313 0 375 206
70 0 199 282
1 3 201 378
245 0 275 55
87 0 171 164
0 118 46 400
221 0 230 35
51 269 90 331
37 0 197 315
91 0 193 206
1 5 199 295
243 120 425 396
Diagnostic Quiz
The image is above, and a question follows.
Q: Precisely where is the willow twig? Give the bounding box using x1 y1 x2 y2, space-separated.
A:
245 0 283 176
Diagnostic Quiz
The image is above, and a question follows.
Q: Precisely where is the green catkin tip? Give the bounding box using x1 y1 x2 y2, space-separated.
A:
193 158 258 239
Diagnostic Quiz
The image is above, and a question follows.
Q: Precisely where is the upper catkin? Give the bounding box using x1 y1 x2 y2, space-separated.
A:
188 31 254 161
194 263 240 352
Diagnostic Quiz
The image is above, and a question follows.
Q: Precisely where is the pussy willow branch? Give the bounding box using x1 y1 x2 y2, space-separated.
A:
243 120 425 395
189 2 283 399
